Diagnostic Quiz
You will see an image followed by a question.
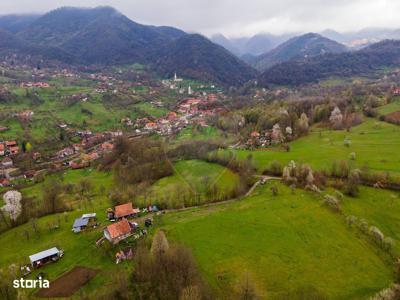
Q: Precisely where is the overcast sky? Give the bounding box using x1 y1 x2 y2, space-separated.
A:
1 0 400 37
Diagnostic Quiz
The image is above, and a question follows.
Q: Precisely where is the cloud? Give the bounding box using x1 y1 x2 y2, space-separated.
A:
1 0 400 37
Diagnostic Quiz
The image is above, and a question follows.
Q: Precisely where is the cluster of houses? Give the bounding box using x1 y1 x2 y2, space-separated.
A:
15 110 34 120
56 130 119 169
245 124 286 148
0 140 19 169
20 82 50 88
393 87 400 95
130 95 223 136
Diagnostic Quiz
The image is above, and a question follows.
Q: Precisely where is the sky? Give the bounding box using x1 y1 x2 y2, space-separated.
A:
1 0 400 37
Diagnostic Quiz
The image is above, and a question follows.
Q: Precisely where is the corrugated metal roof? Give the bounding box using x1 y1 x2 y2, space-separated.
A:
82 213 96 219
29 247 60 263
73 217 89 228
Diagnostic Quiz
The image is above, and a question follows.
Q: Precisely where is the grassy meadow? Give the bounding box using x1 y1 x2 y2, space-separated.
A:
137 159 242 207
232 119 400 177
161 181 394 299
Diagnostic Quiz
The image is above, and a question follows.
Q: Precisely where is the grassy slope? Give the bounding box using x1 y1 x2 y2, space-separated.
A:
233 119 400 176
161 181 393 299
377 97 400 115
141 160 241 207
341 186 400 254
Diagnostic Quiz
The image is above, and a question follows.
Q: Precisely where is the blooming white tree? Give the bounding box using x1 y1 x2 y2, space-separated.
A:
2 191 22 222
272 123 284 144
329 106 343 129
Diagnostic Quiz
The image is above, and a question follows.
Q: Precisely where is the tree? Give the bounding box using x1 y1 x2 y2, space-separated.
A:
329 106 343 129
151 230 170 258
1 191 22 223
297 113 309 136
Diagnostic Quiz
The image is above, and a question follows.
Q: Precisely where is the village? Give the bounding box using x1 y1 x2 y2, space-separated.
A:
0 62 225 188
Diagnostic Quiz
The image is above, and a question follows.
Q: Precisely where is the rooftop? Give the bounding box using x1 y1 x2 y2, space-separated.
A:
29 247 60 263
106 219 131 239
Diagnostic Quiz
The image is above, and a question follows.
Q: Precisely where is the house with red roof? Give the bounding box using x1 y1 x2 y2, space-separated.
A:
1 157 13 168
114 203 140 220
103 219 134 244
0 144 4 156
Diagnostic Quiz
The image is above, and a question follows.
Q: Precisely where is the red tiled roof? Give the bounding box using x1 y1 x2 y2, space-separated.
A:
106 219 131 239
6 141 17 146
0 144 4 151
115 203 139 218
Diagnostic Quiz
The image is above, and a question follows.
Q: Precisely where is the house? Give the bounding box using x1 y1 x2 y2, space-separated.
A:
0 178 10 187
103 219 134 244
393 88 400 95
9 146 19 155
167 112 177 121
144 122 157 131
100 142 114 152
5 141 17 148
24 170 36 179
29 247 63 268
1 157 13 168
114 203 140 220
57 147 75 158
0 144 4 156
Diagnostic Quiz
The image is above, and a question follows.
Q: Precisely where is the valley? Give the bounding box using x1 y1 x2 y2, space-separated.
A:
1 4 400 300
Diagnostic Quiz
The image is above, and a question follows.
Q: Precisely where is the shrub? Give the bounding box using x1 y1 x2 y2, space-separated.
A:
369 226 385 245
323 194 341 212
265 160 283 176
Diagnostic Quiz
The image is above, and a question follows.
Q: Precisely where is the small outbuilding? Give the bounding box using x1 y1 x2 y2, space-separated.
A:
29 247 63 268
72 213 97 233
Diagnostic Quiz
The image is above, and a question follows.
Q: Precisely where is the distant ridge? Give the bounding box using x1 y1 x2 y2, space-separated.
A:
0 6 255 86
254 33 348 71
258 39 400 86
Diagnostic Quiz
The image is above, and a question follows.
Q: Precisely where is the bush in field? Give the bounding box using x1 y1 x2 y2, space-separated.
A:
370 284 400 300
331 160 350 178
369 226 385 245
343 169 361 197
323 194 341 212
345 215 357 227
343 137 351 147
383 237 395 251
266 160 283 176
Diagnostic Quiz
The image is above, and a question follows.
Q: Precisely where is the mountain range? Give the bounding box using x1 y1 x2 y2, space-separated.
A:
0 7 255 86
1 7 400 88
253 33 347 71
258 39 400 86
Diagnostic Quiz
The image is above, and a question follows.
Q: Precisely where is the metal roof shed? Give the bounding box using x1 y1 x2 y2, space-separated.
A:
82 213 96 219
72 217 89 233
29 247 60 264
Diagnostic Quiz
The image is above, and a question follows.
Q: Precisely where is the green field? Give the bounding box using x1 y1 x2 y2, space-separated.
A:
232 119 400 176
139 160 241 208
161 181 394 299
341 186 400 255
377 98 400 115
